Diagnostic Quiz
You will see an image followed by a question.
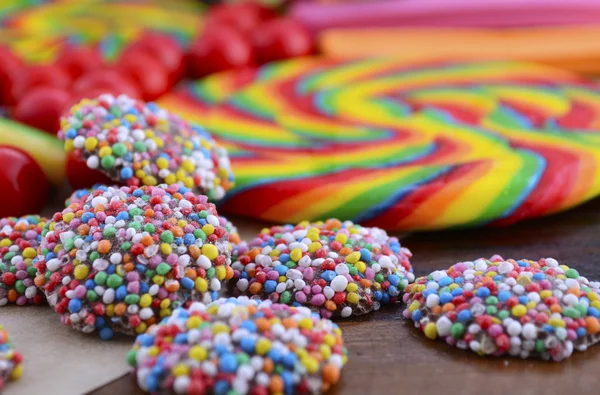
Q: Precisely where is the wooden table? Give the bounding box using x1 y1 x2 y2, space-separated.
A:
90 197 600 395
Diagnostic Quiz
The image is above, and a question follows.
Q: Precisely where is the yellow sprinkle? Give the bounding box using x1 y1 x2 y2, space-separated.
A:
124 114 137 123
160 299 171 309
73 265 89 280
299 318 313 330
143 175 158 186
106 304 115 317
147 346 160 357
152 275 165 285
592 300 600 310
346 292 360 304
212 322 230 334
256 339 271 355
319 344 332 360
215 265 226 280
548 318 566 328
172 364 189 377
335 233 348 244
408 301 421 313
0 239 11 247
165 174 177 184
160 243 173 256
156 157 169 169
189 345 208 361
98 146 112 158
84 137 98 151
302 356 319 374
202 244 218 260
140 294 152 308
202 224 215 235
346 283 358 292
324 334 336 347
290 248 303 262
22 247 36 259
195 278 208 292
354 261 366 273
177 220 188 228
424 322 438 339
589 292 599 302
63 212 75 223
182 159 195 173
345 251 361 264
308 242 321 252
64 139 75 152
540 290 553 299
160 308 172 318
10 364 22 380
512 305 527 317
187 316 202 329
183 177 194 188
135 323 147 334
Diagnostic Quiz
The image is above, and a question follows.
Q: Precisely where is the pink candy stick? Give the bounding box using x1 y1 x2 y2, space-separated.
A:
291 0 600 33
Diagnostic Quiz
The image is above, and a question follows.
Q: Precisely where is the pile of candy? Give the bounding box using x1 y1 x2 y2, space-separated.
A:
0 216 47 306
231 219 414 318
403 256 600 361
34 184 233 339
0 325 22 391
127 297 347 394
59 94 234 200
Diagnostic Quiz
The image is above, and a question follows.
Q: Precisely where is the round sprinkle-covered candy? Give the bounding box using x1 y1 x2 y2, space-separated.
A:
34 184 233 339
403 255 600 361
127 297 347 394
0 325 22 390
0 216 47 306
58 94 234 200
231 219 414 318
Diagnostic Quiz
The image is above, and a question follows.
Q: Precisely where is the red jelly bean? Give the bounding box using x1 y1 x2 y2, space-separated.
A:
72 69 141 99
12 65 71 103
127 33 185 85
0 145 49 217
116 52 169 101
55 45 104 79
187 26 255 78
0 46 22 106
251 18 313 64
13 87 71 134
205 3 276 34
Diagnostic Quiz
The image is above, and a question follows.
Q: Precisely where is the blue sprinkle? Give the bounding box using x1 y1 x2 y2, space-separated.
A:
65 129 77 139
518 296 529 305
69 299 82 313
116 285 127 301
438 276 453 287
99 327 114 340
387 285 398 296
181 277 194 289
268 349 282 363
440 292 453 304
95 317 106 329
219 354 238 373
532 273 546 281
381 293 390 304
374 290 383 300
86 279 96 289
359 248 372 262
282 353 297 369
240 320 257 332
451 288 463 297
576 327 587 338
264 280 277 293
116 212 130 221
588 307 600 318
174 333 188 344
214 380 229 395
476 287 491 298
388 274 400 286
457 310 472 322
145 375 159 392
411 310 422 321
133 189 144 197
184 234 196 245
81 212 95 223
321 270 336 282
498 291 512 302
543 324 555 333
240 337 256 353
138 334 155 347
279 254 290 264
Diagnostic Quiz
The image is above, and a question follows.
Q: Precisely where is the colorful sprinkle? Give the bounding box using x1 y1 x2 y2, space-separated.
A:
0 216 47 306
58 94 234 200
34 184 233 339
127 297 347 394
231 219 414 318
403 255 600 361
0 325 23 390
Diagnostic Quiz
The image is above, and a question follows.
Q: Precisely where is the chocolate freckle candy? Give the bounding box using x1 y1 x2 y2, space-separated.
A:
403 255 600 361
58 94 234 200
127 297 347 394
0 216 47 306
231 218 414 318
34 184 233 340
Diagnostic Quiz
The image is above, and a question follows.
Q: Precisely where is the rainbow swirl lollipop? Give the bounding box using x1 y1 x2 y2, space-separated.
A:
159 58 600 231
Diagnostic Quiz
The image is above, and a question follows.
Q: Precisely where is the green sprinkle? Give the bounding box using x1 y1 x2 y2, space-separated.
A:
107 274 123 288
160 230 174 243
156 263 171 275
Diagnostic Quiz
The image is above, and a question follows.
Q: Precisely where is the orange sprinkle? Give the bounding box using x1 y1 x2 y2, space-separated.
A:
325 219 342 230
165 281 180 292
255 318 270 332
442 303 455 312
247 248 261 260
171 226 184 237
324 300 337 311
282 318 298 329
550 304 562 313
123 254 131 263
185 268 198 280
189 245 200 259
263 358 274 373
269 375 284 393
339 247 352 256
322 363 341 384
114 303 127 316
225 266 234 280
34 275 46 287
77 224 90 235
431 305 442 315
7 289 17 302
141 235 154 247
249 282 262 295
144 209 155 217
124 263 135 272
97 240 111 254
586 316 600 334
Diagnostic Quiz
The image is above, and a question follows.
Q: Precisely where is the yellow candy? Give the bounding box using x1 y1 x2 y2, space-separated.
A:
98 146 112 158
592 300 600 310
299 318 313 330
73 265 89 280
408 300 421 313
548 318 566 328
183 177 194 188
84 137 98 151
195 278 208 292
290 248 303 262
10 364 22 380
335 233 348 244
0 239 11 247
140 294 152 308
177 220 188 228
160 243 172 255
345 251 361 264
106 304 115 317
160 308 172 318
526 301 537 310
589 292 599 302
135 323 147 334
135 169 146 178
165 174 176 184
320 344 332 359
22 247 36 259
324 334 336 347
64 139 75 152
63 212 75 223
182 159 195 173
354 261 366 273
143 175 158 186
424 322 438 339
189 345 208 361
308 242 322 253
187 316 202 329
202 244 218 260
147 346 160 357
540 290 553 300
256 338 271 355
152 275 165 285
176 169 187 181
302 356 319 374
212 322 230 334
202 224 215 235
124 114 137 123
346 292 360 304
156 157 169 169
215 265 226 280
160 299 171 309
172 364 189 377
346 283 358 292
512 304 527 317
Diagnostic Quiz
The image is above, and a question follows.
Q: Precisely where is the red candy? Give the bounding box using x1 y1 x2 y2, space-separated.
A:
205 3 276 35
0 46 22 106
73 69 141 99
0 145 49 217
252 18 313 64
55 46 104 79
127 33 185 84
12 65 72 103
187 26 255 78
13 87 71 134
117 52 169 101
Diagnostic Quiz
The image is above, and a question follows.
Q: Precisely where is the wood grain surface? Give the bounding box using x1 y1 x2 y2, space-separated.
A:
89 198 600 395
